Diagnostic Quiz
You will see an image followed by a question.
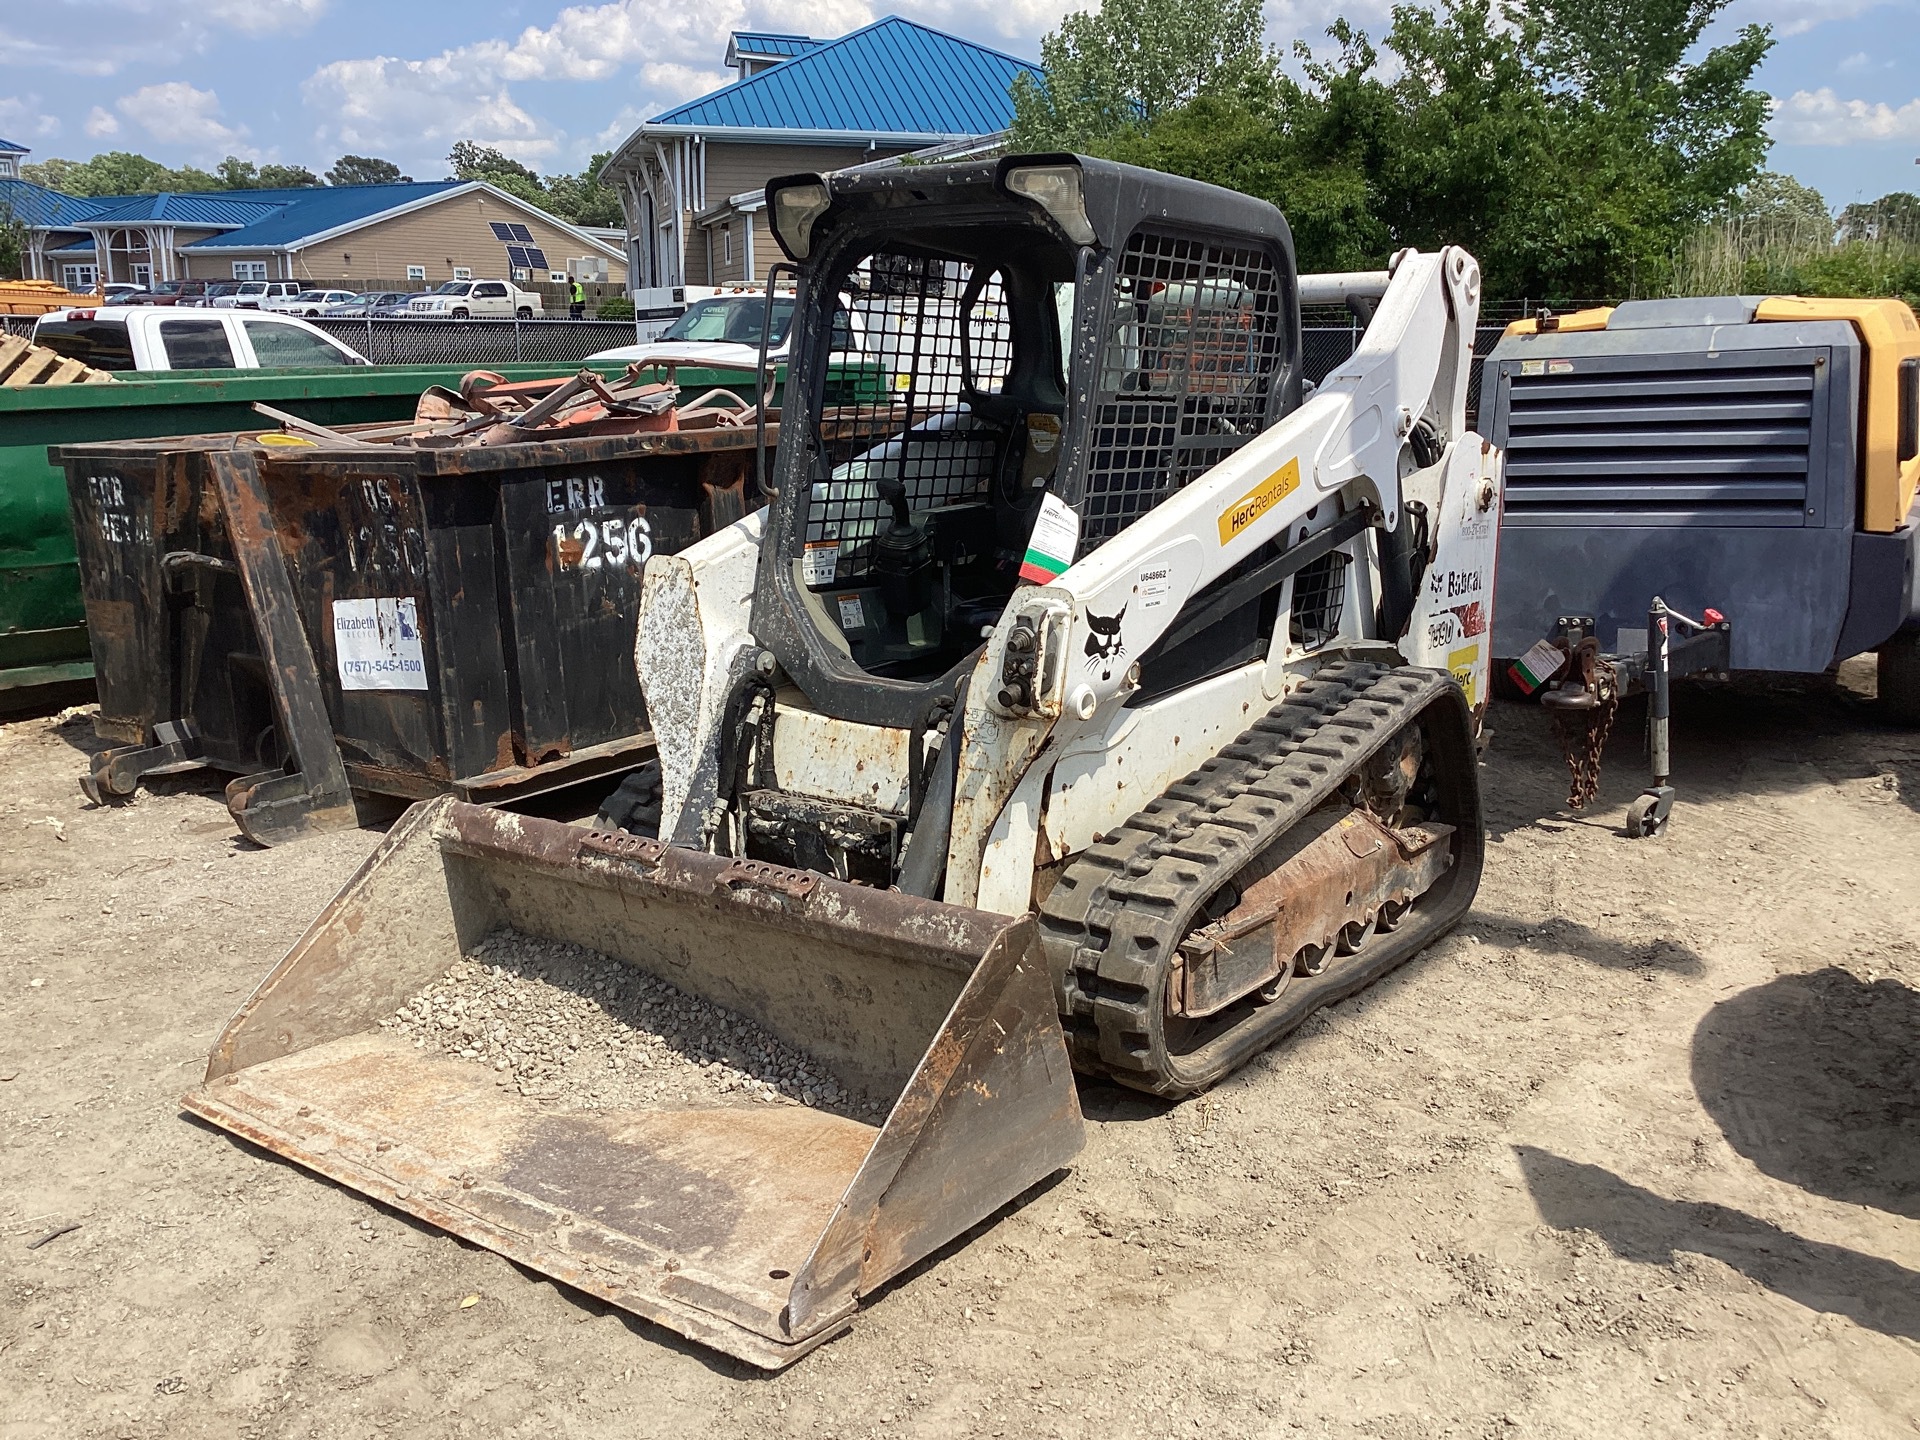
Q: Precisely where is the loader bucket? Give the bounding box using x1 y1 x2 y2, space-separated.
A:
182 798 1083 1368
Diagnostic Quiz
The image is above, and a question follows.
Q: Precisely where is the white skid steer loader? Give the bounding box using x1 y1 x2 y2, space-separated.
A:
184 155 1502 1368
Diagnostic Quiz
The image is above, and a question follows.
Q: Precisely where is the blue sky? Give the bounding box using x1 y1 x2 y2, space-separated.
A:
1 0 1916 207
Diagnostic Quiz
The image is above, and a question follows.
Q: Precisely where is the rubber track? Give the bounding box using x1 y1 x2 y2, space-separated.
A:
1036 662 1473 1096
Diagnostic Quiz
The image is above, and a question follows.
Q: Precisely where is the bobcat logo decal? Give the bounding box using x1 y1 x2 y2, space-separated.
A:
1084 605 1127 681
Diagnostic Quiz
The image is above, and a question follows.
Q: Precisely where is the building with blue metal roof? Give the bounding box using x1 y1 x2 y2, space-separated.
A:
724 32 824 78
2 141 625 293
0 138 29 181
603 15 1035 316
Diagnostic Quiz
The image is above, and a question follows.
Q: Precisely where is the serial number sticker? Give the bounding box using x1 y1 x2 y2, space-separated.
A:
803 541 839 587
1136 564 1173 611
1446 642 1481 708
1217 457 1300 546
334 597 428 692
837 594 866 630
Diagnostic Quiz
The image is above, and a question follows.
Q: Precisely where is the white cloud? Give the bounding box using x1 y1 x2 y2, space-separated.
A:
1770 87 1920 145
84 107 121 139
1730 0 1895 36
0 93 63 140
115 82 253 157
0 0 327 78
300 0 871 170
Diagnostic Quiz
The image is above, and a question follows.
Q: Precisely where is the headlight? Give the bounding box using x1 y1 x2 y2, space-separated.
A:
769 177 831 261
1002 162 1095 246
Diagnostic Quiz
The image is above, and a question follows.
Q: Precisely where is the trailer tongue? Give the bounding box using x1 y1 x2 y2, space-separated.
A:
183 798 1081 1368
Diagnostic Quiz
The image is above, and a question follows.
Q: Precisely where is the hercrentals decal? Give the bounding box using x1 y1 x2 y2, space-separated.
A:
1217 458 1301 546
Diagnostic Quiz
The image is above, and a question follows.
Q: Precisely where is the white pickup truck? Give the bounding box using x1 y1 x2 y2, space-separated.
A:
406 279 544 320
31 306 370 371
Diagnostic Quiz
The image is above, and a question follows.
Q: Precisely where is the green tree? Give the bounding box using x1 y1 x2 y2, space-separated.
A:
0 202 27 280
19 157 82 191
544 152 623 227
448 142 547 207
257 163 320 188
1010 0 1274 151
1838 191 1920 244
16 151 221 196
215 157 322 189
326 154 405 186
1022 0 1774 300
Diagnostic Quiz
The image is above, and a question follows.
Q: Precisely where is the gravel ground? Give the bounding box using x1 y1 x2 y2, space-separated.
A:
3 670 1917 1438
378 930 874 1119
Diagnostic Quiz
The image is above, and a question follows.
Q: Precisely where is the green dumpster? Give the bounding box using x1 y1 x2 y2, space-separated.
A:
0 359 792 703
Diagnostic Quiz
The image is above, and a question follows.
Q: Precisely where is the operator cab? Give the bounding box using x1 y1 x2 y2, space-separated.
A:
754 156 1302 729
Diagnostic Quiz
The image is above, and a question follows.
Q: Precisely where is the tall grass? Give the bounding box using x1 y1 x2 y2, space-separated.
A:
1673 213 1920 307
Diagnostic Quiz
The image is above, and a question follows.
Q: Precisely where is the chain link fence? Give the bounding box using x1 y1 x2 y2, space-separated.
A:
310 317 639 367
7 312 1513 420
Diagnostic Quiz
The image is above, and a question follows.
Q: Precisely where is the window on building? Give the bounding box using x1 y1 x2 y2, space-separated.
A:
453 267 472 281
407 265 426 282
159 317 237 370
723 227 733 267
131 264 152 287
233 261 268 281
62 265 99 290
511 269 530 283
549 271 567 283
242 318 358 368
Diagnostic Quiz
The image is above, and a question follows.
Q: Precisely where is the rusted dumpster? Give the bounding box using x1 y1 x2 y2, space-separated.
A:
55 422 769 843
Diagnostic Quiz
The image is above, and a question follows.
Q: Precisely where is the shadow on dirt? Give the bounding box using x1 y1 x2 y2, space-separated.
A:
1692 968 1920 1221
1483 664 1920 840
1469 909 1705 974
1515 1145 1920 1343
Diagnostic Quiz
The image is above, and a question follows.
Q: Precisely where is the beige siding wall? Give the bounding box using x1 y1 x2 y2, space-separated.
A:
694 210 783 287
180 249 285 281
178 191 625 288
702 141 893 208
686 141 909 288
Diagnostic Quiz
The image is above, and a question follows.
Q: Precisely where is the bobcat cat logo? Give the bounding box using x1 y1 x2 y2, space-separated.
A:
1084 605 1127 681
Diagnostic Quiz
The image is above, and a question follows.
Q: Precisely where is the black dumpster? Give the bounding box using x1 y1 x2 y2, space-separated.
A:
55 423 768 843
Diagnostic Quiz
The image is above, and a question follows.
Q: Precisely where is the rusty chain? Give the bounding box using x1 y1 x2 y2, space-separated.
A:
1548 651 1618 809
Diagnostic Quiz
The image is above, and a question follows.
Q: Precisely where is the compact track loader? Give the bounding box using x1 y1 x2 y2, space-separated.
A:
185 155 1502 1368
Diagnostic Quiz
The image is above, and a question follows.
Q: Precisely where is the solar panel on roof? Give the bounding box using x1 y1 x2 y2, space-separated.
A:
490 222 516 242
524 248 548 270
510 223 534 243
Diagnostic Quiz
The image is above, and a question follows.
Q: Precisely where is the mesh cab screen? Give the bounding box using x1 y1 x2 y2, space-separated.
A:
1082 230 1288 549
805 255 1012 584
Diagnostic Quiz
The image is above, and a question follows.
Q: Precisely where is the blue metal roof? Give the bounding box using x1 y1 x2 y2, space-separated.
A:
0 179 107 230
179 182 464 248
83 191 286 226
727 31 822 60
651 16 1037 137
0 137 28 154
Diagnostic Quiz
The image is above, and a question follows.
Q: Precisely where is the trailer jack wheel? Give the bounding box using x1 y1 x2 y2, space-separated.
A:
1626 786 1674 839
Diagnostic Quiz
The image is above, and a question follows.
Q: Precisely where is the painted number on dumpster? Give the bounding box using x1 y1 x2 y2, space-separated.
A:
86 473 149 545
344 476 426 580
550 515 652 571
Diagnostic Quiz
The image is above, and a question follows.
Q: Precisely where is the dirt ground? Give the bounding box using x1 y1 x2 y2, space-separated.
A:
2 665 1917 1439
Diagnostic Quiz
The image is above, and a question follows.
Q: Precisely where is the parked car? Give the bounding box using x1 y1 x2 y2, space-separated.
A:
587 292 861 372
191 281 244 309
212 280 304 310
261 289 358 317
406 279 543 319
100 283 143 301
111 279 213 308
31 307 370 371
321 291 412 317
